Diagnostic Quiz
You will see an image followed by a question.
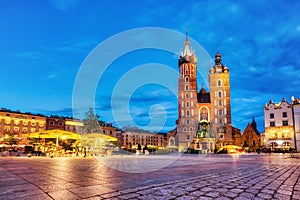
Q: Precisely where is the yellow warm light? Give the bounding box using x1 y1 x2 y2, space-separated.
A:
65 121 83 126
61 135 67 140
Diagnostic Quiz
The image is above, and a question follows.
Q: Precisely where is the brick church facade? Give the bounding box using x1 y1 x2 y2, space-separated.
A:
176 31 233 150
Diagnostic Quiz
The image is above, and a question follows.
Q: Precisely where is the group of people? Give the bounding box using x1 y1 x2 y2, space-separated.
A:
136 144 149 155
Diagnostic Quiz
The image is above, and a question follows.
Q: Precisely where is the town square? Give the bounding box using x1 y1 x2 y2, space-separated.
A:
1 0 300 199
0 153 299 200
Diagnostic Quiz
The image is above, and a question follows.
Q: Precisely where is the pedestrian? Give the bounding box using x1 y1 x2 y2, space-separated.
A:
289 147 294 158
143 144 149 155
136 143 142 155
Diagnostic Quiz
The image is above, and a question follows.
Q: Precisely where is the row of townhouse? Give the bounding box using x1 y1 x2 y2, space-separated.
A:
262 97 300 151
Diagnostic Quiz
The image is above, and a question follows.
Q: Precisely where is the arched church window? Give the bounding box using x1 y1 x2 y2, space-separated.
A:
185 84 189 91
217 80 222 86
185 77 189 83
190 128 193 132
186 93 189 99
186 110 190 117
186 134 190 140
218 91 222 98
186 101 190 107
219 100 222 106
185 66 189 75
200 107 208 120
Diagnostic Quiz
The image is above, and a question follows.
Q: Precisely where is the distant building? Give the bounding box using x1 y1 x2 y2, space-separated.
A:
292 96 300 151
176 30 233 151
46 115 84 134
241 117 260 152
0 108 46 144
99 121 117 137
46 115 65 130
264 98 295 151
121 132 164 147
64 118 84 134
232 126 243 147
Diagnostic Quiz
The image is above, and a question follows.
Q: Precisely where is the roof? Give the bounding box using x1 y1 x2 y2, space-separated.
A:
197 88 211 103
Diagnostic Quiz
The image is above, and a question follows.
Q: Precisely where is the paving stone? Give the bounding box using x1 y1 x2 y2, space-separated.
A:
189 190 205 197
200 187 213 192
175 195 196 200
245 188 260 194
230 188 244 193
214 197 231 200
118 193 140 199
206 191 220 198
261 189 275 195
257 192 273 199
277 189 293 195
274 193 291 200
223 191 238 198
239 192 255 198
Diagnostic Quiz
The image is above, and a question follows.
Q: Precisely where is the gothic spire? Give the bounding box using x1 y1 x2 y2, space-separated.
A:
184 28 191 56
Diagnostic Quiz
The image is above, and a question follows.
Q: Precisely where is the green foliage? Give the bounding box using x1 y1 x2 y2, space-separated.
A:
83 108 102 133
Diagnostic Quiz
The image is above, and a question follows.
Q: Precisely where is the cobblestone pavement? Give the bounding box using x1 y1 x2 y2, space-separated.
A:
0 153 299 200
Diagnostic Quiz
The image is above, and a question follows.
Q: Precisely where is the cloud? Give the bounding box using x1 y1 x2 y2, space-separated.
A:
49 0 80 11
55 37 99 53
15 51 53 64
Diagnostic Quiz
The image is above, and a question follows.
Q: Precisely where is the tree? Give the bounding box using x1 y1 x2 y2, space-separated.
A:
83 108 102 133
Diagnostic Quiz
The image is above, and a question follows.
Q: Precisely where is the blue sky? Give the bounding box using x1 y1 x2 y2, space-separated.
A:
1 0 300 133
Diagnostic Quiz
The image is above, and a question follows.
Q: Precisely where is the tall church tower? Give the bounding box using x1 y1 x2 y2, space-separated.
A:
176 30 198 149
209 53 233 146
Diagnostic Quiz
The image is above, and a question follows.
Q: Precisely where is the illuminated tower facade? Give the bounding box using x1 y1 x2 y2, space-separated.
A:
209 53 232 146
177 31 198 149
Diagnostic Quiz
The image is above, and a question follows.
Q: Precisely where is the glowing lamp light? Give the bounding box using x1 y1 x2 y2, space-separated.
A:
276 140 283 145
61 135 67 140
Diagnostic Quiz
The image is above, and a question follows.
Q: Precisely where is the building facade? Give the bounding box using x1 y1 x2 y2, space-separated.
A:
122 132 164 147
292 97 300 151
264 98 295 150
241 118 260 152
46 115 84 134
0 108 46 145
176 32 232 150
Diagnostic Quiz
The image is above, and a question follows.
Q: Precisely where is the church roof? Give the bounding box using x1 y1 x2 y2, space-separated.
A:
197 87 210 103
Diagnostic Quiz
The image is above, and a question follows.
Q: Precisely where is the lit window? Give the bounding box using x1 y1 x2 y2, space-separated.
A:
282 112 287 118
218 110 223 116
219 100 222 106
186 134 190 140
282 121 288 126
186 101 190 107
218 91 222 98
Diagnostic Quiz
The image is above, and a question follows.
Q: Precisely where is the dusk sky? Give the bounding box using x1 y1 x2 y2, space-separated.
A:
1 0 300 133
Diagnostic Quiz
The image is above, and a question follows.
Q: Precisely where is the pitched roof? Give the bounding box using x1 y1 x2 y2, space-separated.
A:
197 87 211 103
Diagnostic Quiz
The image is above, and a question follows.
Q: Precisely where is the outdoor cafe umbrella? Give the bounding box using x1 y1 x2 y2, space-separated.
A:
28 129 81 147
81 133 118 142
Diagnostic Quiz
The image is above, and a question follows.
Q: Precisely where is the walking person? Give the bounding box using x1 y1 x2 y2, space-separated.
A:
289 147 294 158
